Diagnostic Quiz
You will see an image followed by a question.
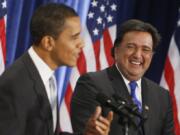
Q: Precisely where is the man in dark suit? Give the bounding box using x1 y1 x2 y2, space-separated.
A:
0 3 113 135
71 19 175 135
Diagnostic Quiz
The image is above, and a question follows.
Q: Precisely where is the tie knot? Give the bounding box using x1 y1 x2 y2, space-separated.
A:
129 81 137 94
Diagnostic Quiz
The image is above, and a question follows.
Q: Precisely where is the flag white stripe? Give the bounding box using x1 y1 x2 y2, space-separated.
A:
108 25 116 45
99 37 108 69
160 30 180 130
59 100 73 132
82 27 96 72
160 72 169 90
0 41 5 75
70 67 80 92
168 36 180 70
168 36 180 123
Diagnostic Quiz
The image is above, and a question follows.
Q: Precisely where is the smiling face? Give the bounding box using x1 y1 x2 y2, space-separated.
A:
50 16 84 68
114 31 153 81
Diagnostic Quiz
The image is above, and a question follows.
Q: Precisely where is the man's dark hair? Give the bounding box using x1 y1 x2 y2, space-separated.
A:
30 3 78 45
111 19 161 57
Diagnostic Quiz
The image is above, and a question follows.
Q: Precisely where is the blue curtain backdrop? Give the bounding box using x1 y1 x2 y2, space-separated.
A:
6 0 179 103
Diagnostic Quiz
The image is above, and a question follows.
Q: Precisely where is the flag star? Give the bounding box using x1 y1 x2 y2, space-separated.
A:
91 0 98 7
107 15 113 22
93 28 99 36
100 5 105 12
2 0 6 8
111 3 117 11
97 16 103 24
88 12 94 19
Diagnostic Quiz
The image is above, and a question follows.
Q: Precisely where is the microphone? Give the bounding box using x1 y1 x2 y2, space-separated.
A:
113 94 148 121
96 93 134 119
113 95 143 119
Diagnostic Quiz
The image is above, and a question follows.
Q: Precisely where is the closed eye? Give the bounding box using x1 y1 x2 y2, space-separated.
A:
72 32 81 39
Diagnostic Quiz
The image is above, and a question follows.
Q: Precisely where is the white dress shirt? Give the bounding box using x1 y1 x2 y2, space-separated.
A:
115 64 142 104
28 47 57 131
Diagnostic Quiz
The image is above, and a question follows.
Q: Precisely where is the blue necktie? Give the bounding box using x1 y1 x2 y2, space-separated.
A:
129 81 142 112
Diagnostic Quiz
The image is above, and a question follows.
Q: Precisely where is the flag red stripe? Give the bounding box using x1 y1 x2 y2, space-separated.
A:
164 56 180 135
77 51 87 75
0 18 6 62
65 84 73 115
93 40 100 70
103 29 114 66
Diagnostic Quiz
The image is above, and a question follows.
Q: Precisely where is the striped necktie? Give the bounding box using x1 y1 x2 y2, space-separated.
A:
129 81 142 112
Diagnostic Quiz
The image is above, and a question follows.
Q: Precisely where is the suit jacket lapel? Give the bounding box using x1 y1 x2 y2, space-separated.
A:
21 52 53 133
107 65 132 103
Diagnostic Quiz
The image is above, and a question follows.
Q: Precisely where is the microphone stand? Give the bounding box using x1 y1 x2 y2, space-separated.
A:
114 95 148 135
116 102 134 135
120 113 144 135
138 108 148 135
123 117 129 135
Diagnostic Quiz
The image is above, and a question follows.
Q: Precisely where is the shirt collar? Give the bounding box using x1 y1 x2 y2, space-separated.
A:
28 46 54 83
115 64 141 88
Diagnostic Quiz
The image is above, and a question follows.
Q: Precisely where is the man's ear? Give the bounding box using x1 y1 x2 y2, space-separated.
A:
41 36 55 51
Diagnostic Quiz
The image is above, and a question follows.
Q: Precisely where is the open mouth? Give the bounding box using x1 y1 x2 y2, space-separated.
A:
130 59 142 66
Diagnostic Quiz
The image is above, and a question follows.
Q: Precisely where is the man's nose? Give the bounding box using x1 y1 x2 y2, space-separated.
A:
133 48 142 58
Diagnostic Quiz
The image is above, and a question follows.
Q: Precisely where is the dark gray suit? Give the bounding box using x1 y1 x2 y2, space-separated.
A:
0 53 76 135
71 65 174 135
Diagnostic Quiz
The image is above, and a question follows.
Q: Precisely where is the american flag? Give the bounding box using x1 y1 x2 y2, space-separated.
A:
0 0 6 75
59 0 117 132
160 8 180 135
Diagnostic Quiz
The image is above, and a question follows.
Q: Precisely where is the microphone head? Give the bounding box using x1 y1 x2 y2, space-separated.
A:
96 93 112 106
113 94 127 105
96 93 135 120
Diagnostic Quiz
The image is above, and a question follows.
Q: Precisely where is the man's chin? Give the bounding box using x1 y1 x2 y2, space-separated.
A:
67 62 76 67
60 61 76 67
127 72 143 80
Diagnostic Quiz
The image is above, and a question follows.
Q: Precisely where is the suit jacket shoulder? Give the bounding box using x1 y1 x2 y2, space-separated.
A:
0 52 53 135
71 65 175 135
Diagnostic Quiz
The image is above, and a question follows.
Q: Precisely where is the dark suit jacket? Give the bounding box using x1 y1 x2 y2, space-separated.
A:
0 53 77 135
71 65 174 135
